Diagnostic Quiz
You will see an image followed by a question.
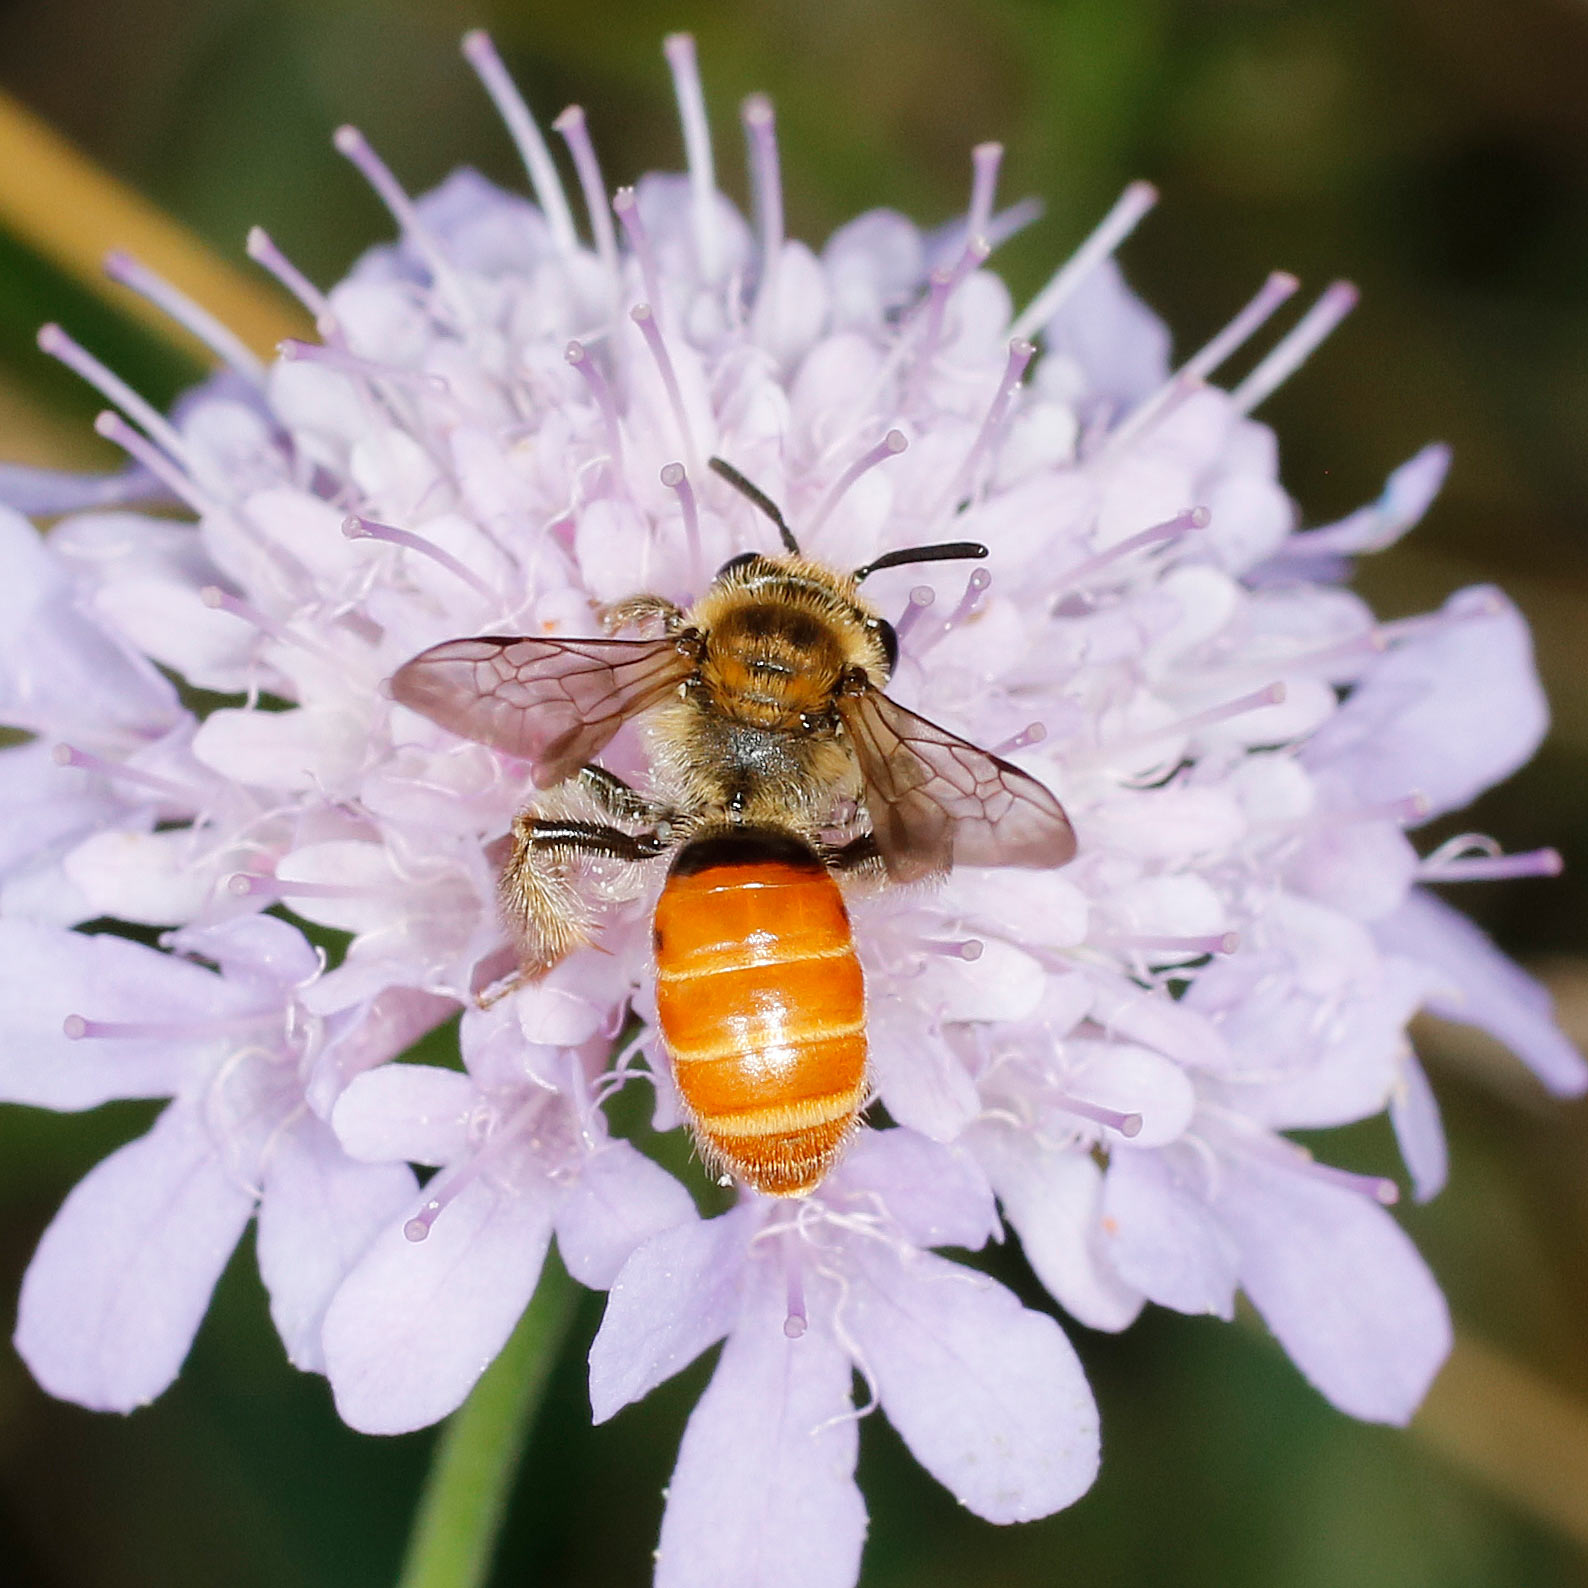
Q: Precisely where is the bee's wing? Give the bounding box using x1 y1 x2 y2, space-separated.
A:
390 634 692 788
837 685 1077 883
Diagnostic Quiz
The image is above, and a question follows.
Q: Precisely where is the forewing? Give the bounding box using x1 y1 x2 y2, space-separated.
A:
390 634 691 787
838 687 1077 883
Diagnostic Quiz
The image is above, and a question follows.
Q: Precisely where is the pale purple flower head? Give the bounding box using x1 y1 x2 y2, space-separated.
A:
2 29 1582 1587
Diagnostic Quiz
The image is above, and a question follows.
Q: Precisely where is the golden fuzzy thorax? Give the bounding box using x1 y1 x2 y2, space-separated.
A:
646 555 891 833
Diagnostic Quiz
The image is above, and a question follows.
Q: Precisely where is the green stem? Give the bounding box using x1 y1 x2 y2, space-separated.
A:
396 1251 580 1588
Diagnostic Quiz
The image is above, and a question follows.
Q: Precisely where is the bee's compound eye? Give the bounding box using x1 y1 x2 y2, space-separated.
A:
716 552 761 578
873 617 899 676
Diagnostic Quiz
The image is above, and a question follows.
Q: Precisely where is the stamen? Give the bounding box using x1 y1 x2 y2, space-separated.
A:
332 126 472 324
1298 1156 1400 1205
893 585 936 643
1105 930 1240 956
782 1230 808 1339
1109 271 1299 450
93 411 211 517
279 339 449 394
631 303 700 475
807 429 908 535
461 30 578 254
552 106 619 281
565 340 626 472
40 324 190 467
905 236 991 408
1051 506 1209 593
1419 845 1562 884
663 33 722 282
660 462 703 575
246 227 334 322
226 871 376 902
1010 180 1159 341
742 94 784 292
52 743 194 803
1053 1093 1143 1138
990 722 1046 755
611 188 663 317
968 142 1003 242
200 586 339 665
1291 792 1431 831
64 1011 270 1042
104 251 265 384
1079 683 1287 764
922 937 985 962
342 515 497 603
934 336 1035 513
1231 280 1359 415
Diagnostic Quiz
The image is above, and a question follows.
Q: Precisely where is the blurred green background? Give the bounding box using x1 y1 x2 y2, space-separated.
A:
2 1 1587 1584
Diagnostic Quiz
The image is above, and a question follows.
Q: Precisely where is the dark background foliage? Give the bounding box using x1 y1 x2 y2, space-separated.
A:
0 2 1585 1584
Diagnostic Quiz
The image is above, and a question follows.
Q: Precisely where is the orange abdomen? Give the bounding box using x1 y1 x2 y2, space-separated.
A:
654 829 867 1196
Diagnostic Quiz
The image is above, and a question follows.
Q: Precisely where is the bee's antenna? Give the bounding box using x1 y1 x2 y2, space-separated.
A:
708 456 801 555
852 541 989 583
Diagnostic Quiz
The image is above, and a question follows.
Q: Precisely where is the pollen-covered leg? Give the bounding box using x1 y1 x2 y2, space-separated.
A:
500 814 669 976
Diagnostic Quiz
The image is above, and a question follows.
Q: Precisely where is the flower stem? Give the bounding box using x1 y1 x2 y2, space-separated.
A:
396 1253 580 1588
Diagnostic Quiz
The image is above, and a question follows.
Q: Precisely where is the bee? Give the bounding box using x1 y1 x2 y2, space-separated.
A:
390 459 1076 1196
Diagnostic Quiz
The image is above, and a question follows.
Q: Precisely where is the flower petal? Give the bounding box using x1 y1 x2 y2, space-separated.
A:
655 1274 864 1588
255 1116 417 1371
846 1246 1100 1521
1216 1148 1451 1424
588 1205 759 1423
14 1102 256 1411
321 1176 552 1434
553 1142 697 1289
1375 888 1588 1096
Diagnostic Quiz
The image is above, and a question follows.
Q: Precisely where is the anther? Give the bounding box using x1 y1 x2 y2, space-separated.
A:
332 125 473 323
280 339 450 395
200 586 340 665
922 937 985 962
1419 845 1562 884
660 462 703 575
226 871 375 902
461 30 578 254
63 1012 270 1042
631 303 700 477
1052 507 1210 594
893 585 936 644
935 337 1036 514
247 227 334 322
968 142 1003 244
782 1231 808 1339
1110 271 1299 450
1079 683 1287 765
742 94 784 308
1231 280 1359 415
663 33 722 282
553 106 619 282
808 429 909 535
93 411 212 517
104 251 265 384
1010 180 1158 341
906 237 991 408
1053 1093 1143 1138
990 722 1046 756
342 515 497 604
52 743 194 804
41 324 190 467
565 340 627 473
611 187 664 320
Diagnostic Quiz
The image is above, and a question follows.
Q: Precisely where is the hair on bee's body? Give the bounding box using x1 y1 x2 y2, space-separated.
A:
390 471 1076 1196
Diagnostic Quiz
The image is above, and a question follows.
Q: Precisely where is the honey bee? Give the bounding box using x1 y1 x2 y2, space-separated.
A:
390 460 1076 1196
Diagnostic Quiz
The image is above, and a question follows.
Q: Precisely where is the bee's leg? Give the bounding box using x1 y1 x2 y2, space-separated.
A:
575 765 678 828
822 833 886 880
599 595 686 635
499 815 670 982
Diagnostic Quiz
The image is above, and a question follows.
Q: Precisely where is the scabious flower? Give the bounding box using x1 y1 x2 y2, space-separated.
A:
1 28 1582 1588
